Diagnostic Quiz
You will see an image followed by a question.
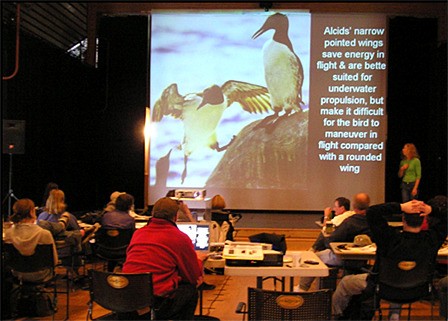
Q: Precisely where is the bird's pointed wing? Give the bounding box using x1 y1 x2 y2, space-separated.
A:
290 54 305 105
152 84 184 122
221 80 272 114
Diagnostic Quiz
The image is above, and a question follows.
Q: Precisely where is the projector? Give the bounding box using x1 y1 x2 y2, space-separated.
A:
175 189 206 199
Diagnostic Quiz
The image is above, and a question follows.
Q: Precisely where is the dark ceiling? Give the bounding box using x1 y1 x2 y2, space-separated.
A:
2 2 88 54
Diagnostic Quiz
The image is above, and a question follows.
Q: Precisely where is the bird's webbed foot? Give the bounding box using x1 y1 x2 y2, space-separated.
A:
213 135 237 152
254 114 280 129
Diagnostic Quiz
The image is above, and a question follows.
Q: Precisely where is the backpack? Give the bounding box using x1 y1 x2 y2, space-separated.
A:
210 210 237 242
11 284 54 317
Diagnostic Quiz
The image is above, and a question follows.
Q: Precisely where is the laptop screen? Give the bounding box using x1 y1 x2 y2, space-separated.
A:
177 222 210 252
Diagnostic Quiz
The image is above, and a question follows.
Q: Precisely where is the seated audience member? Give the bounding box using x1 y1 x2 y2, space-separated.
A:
209 194 241 242
166 190 196 222
4 199 59 282
38 213 83 253
100 193 136 272
298 193 371 292
104 191 139 218
104 191 125 212
312 196 354 251
101 193 136 230
122 197 206 320
332 196 447 321
37 189 99 261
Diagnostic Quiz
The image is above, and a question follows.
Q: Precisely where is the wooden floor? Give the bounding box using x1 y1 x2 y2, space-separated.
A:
9 263 444 321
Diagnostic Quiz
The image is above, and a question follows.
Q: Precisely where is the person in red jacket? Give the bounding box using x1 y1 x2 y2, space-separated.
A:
123 197 206 320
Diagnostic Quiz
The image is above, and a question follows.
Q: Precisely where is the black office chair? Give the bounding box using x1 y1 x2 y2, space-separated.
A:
94 228 134 272
55 232 88 296
236 287 332 321
3 243 68 320
86 269 154 320
371 256 435 321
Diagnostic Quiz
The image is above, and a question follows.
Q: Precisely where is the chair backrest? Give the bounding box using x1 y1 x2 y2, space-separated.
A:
96 228 134 249
3 243 54 273
247 287 332 321
88 269 153 313
95 228 134 259
376 255 433 303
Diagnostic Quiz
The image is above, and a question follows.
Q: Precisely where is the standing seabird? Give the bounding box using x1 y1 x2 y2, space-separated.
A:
252 13 304 123
152 80 271 183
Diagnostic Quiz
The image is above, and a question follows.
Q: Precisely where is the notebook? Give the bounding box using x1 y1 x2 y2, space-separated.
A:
177 222 211 252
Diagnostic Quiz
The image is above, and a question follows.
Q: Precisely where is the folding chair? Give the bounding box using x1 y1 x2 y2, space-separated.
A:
236 287 332 321
3 243 69 320
86 269 154 320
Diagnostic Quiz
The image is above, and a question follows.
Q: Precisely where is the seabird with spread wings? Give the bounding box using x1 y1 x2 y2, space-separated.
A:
152 80 272 183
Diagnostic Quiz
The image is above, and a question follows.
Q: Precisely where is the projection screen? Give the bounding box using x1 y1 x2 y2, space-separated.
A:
148 10 387 211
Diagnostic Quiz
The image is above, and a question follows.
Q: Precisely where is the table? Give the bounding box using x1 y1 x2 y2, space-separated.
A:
224 251 329 291
205 257 226 269
330 242 448 261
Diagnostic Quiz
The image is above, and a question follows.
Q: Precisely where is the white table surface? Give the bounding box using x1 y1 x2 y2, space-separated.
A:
224 250 329 277
330 242 448 261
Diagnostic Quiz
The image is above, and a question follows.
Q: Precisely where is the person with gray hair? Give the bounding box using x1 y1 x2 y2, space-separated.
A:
122 197 206 320
297 193 371 292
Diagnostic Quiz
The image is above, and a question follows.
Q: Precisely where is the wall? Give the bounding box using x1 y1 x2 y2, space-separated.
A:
2 26 104 212
1 4 446 215
1 16 148 213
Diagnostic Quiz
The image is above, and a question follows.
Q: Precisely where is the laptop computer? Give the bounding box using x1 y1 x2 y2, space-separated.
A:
177 222 211 252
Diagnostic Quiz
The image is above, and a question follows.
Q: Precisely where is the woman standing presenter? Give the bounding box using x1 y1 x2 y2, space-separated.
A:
398 143 421 202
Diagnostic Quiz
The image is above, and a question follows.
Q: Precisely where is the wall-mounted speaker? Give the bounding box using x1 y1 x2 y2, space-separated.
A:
2 120 25 154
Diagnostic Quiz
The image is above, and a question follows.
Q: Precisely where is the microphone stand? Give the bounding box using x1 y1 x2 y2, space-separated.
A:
2 153 19 219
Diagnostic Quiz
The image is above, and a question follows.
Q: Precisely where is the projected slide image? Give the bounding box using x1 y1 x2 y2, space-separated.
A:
150 11 311 193
149 11 388 210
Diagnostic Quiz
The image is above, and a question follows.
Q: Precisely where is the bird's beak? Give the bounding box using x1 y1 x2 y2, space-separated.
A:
196 92 206 110
252 27 267 40
197 100 206 110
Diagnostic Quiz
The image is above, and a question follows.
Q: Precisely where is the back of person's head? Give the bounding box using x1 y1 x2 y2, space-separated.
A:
166 190 175 197
42 182 58 206
427 195 447 217
403 212 425 228
46 189 67 215
336 197 350 211
116 194 134 212
212 194 226 210
11 198 35 223
152 197 179 221
352 193 370 212
103 191 125 211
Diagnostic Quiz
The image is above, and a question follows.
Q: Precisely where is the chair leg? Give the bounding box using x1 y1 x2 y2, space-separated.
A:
378 307 383 321
406 303 411 321
65 274 70 320
199 288 204 316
